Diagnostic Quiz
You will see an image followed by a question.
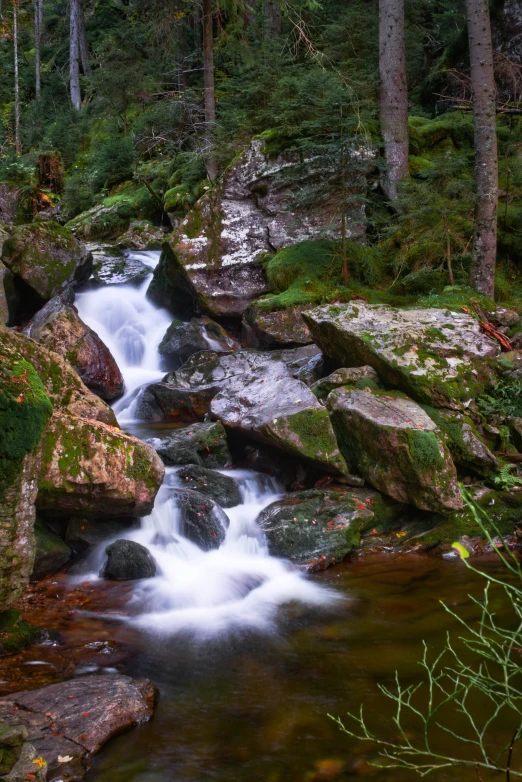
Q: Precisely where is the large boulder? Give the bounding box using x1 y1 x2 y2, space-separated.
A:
115 220 166 250
158 316 239 371
177 465 242 507
327 387 463 512
37 412 164 517
0 356 52 609
147 421 231 468
423 406 499 478
147 138 370 318
23 296 125 400
31 518 71 580
168 488 229 550
102 539 157 580
257 487 401 570
0 675 155 781
86 246 152 288
0 326 117 426
243 304 312 348
311 366 380 401
0 185 19 227
1 220 92 319
304 302 499 409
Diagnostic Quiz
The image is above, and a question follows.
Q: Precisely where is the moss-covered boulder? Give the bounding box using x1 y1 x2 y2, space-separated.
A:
167 488 229 550
146 422 232 468
1 220 92 318
67 201 139 241
243 303 312 348
0 325 117 425
158 316 239 371
37 412 164 517
0 354 53 609
304 302 499 409
23 296 125 401
257 487 402 570
422 406 499 477
0 610 43 657
177 465 242 507
31 518 71 580
311 366 380 401
115 221 166 250
102 539 157 580
328 388 463 512
0 260 10 326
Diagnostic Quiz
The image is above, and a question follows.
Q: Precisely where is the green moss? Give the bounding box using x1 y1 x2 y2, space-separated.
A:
0 610 43 656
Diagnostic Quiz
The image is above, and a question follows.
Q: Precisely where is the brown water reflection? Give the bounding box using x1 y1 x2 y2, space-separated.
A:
5 553 520 781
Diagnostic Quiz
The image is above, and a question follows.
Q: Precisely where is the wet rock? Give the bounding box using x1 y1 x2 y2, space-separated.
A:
0 721 26 775
31 518 71 580
0 325 118 426
0 674 156 781
67 202 138 241
328 387 463 512
102 539 157 580
257 487 400 570
0 185 19 228
279 344 324 386
311 366 380 401
1 220 92 319
0 260 11 326
424 407 499 477
177 465 242 507
0 610 43 657
243 304 312 347
148 138 370 318
168 488 229 549
158 316 239 371
65 517 134 552
304 302 499 409
37 412 164 518
87 245 152 287
23 296 125 400
115 221 166 250
147 421 231 468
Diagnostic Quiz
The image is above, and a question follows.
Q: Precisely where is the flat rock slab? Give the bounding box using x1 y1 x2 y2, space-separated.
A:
0 674 156 782
304 302 499 408
328 387 463 513
177 465 242 507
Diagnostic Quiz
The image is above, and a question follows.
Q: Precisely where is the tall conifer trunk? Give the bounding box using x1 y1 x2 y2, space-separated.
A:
379 0 409 201
70 0 81 110
34 0 42 98
13 0 21 154
78 0 90 76
466 0 498 299
264 0 281 39
202 0 217 181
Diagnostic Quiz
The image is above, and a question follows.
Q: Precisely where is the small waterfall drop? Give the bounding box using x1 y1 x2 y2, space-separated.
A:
74 249 336 638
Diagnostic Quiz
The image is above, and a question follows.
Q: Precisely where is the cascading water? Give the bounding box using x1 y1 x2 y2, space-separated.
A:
75 249 336 638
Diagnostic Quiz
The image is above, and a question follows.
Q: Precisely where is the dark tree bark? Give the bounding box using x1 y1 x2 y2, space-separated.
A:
13 0 21 154
70 0 81 110
466 0 498 299
264 0 281 39
379 0 409 201
34 0 43 97
202 0 217 181
78 0 90 76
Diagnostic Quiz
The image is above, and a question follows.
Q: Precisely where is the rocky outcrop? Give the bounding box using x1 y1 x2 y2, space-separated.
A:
328 388 463 512
1 220 92 320
257 487 401 570
0 185 19 227
304 302 499 409
0 326 117 426
158 316 239 371
0 260 11 326
168 488 229 549
0 674 155 782
23 296 125 400
423 407 499 477
242 304 312 347
115 220 166 249
148 138 370 318
37 412 164 517
31 518 71 580
177 465 242 507
66 202 137 241
146 421 231 468
311 366 380 401
102 539 157 580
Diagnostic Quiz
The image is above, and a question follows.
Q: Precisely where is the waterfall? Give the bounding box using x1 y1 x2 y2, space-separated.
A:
74 250 336 638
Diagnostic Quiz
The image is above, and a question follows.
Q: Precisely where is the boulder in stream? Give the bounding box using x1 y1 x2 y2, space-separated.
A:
87 245 152 287
102 539 157 580
115 220 166 250
147 421 231 468
65 517 135 552
0 674 156 782
158 316 239 371
168 488 229 550
31 518 71 581
311 366 380 401
177 465 242 507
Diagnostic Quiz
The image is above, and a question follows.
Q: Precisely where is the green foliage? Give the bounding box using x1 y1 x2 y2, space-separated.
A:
90 136 137 190
478 377 522 420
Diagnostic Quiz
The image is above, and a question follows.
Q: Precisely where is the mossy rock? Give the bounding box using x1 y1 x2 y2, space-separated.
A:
177 465 242 508
31 518 71 580
0 610 43 656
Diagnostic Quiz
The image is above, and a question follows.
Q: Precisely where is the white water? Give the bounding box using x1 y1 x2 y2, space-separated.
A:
74 250 336 637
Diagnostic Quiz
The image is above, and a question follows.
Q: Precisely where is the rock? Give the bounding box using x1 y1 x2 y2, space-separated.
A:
158 316 239 371
508 417 522 451
147 421 231 468
177 465 242 507
102 539 157 580
257 487 400 570
279 344 324 386
67 201 138 241
115 220 166 249
0 185 19 227
147 138 370 318
0 325 117 426
303 302 499 409
243 304 312 347
0 720 26 775
86 245 152 287
0 674 155 781
0 610 43 657
31 518 71 580
1 220 92 319
328 388 463 512
23 296 125 401
424 407 499 477
0 354 52 610
65 517 134 552
168 488 229 549
37 412 164 517
311 366 380 401
0 260 11 326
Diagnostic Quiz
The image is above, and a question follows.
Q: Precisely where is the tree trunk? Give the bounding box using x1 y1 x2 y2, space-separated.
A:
379 0 409 201
13 1 21 155
34 0 42 98
78 0 90 76
70 0 81 110
264 0 281 39
202 0 217 181
466 0 498 299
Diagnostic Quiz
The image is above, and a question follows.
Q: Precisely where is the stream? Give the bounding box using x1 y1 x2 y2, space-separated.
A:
3 250 517 781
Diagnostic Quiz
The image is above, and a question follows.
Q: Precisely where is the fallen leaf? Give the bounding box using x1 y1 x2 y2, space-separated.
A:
57 755 73 763
452 541 470 559
81 712 90 717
